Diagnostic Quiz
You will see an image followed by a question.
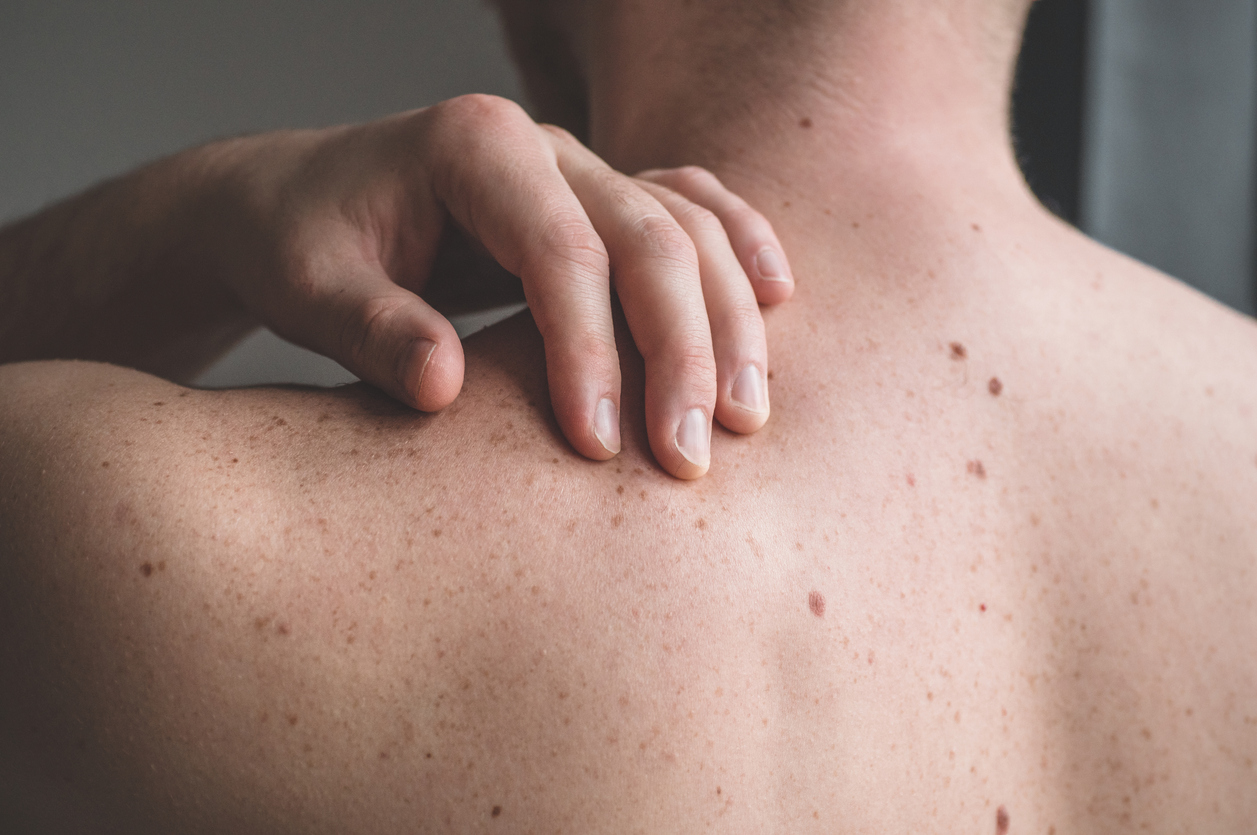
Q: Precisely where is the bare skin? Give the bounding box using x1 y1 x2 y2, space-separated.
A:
2 0 1256 832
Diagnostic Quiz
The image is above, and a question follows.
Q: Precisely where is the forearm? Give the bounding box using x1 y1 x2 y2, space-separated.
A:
0 139 269 380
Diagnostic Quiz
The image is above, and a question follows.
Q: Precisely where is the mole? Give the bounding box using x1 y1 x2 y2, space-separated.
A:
808 591 826 617
799 116 813 128
996 805 1010 834
950 342 967 360
139 562 153 578
967 460 987 479
491 806 502 818
980 604 987 612
988 377 1003 396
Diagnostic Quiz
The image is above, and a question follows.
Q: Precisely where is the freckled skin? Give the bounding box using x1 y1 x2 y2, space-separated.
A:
4 87 1257 835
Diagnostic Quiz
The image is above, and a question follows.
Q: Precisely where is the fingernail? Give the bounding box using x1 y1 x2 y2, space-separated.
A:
397 338 438 402
755 247 790 282
731 364 768 413
593 397 620 455
675 408 710 469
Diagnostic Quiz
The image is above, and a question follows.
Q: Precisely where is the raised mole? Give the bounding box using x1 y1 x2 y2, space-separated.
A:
988 377 1003 396
808 591 826 618
996 805 1010 834
950 342 967 360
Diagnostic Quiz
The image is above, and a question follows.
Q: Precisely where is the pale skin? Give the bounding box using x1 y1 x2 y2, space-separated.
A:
2 0 1257 833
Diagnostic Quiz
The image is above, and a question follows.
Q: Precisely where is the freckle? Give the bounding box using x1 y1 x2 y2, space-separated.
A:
425 752 433 759
971 223 982 233
277 623 290 636
612 515 623 528
178 391 189 398
139 562 153 578
491 806 502 818
231 458 239 464
640 490 647 500
782 200 792 209
927 692 934 701
967 460 987 479
551 458 559 464
867 650 875 665
795 542 803 551
851 221 860 230
950 342 967 360
696 518 706 529
617 485 624 494
996 805 1010 834
955 711 961 723
157 561 166 572
988 377 1003 396
906 474 916 487
287 714 299 726
799 116 813 128
274 417 286 426
808 591 825 617
152 401 164 407
716 786 722 795
433 529 442 537
101 461 110 468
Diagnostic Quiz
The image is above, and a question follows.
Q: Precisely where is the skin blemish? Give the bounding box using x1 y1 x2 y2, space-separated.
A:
101 461 109 468
808 591 825 617
157 561 166 572
950 342 967 360
906 474 916 487
967 460 987 479
971 223 982 233
980 604 987 612
988 377 1003 396
433 529 442 537
139 562 154 578
491 806 502 818
277 623 290 636
152 401 165 407
996 805 1010 834
799 116 813 128
287 714 299 726
767 370 775 380
612 514 623 527
617 485 625 494
696 518 707 529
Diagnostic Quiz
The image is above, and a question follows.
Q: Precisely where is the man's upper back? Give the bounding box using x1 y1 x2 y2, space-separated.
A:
3 200 1255 833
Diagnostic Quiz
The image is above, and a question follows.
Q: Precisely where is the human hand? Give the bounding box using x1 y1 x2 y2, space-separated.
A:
218 94 794 478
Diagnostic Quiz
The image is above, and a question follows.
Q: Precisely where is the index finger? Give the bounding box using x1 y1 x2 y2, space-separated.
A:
423 95 623 461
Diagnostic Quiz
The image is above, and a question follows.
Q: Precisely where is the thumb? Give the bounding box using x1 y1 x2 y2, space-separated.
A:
287 258 465 411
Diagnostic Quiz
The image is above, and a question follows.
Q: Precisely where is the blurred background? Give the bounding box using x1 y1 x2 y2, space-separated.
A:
1 0 1254 388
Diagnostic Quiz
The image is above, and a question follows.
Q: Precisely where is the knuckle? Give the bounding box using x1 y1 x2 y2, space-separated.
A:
666 341 719 393
434 93 527 131
338 294 409 369
532 215 610 275
670 165 719 192
632 214 697 266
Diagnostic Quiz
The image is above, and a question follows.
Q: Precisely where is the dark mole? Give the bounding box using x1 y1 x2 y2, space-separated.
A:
101 461 110 468
808 591 826 617
139 562 154 578
799 116 813 128
152 401 164 407
988 377 1003 396
716 786 722 795
432 529 442 537
767 370 775 381
996 805 1010 834
967 460 987 479
950 342 967 360
274 417 287 426
491 806 502 818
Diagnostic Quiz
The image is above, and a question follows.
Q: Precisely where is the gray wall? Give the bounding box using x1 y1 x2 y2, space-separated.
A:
2 0 1254 387
1082 0 1257 316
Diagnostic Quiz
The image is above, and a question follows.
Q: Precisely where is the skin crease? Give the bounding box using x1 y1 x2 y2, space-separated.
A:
2 0 1257 832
